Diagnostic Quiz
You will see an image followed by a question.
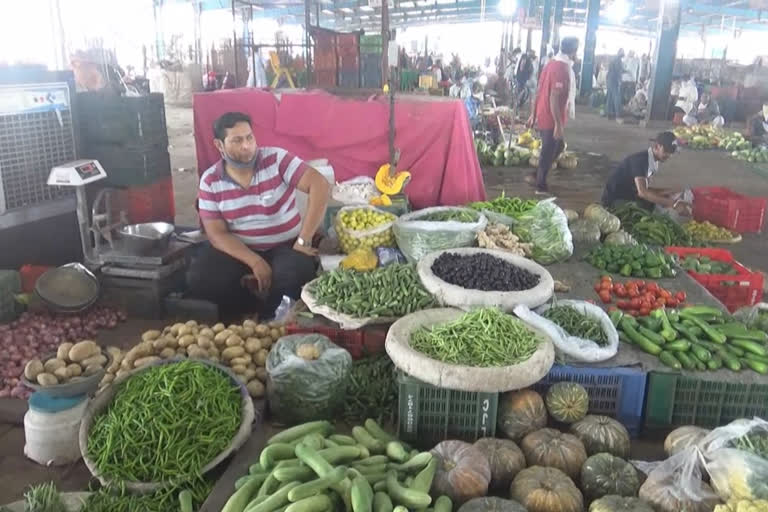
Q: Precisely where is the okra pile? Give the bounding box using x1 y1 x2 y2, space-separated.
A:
221 419 453 512
613 305 768 374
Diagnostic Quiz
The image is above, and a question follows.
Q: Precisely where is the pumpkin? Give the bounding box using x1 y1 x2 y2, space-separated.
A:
663 426 709 456
520 428 587 480
580 453 641 500
510 466 584 512
639 476 720 512
498 390 548 441
473 438 526 491
589 495 655 512
570 415 631 458
431 440 492 504
546 382 589 424
458 497 528 512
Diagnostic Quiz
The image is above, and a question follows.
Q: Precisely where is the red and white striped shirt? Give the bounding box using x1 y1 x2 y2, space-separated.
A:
198 147 310 250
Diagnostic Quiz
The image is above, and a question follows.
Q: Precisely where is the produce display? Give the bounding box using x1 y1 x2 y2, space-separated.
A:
545 382 589 424
732 428 768 459
475 141 534 167
87 360 242 482
476 224 534 258
570 415 631 458
409 308 542 367
612 203 700 246
343 354 397 425
23 339 111 387
596 276 686 312
684 221 738 242
615 305 768 373
431 440 491 503
732 146 768 164
583 204 622 236
467 195 538 220
414 209 480 223
580 453 641 500
718 130 752 151
431 252 540 292
520 428 587 480
309 264 435 318
21 482 66 512
335 207 397 254
542 305 609 346
472 438 526 491
497 389 548 441
514 200 574 264
679 253 740 275
585 244 677 278
81 477 213 512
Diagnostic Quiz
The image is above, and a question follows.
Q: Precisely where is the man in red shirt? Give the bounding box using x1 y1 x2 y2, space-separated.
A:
527 37 579 194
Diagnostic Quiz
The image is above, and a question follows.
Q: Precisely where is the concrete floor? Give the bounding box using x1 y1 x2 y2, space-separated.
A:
1 104 767 503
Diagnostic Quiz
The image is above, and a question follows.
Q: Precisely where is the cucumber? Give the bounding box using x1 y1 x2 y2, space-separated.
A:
249 463 266 475
386 441 409 463
352 456 390 467
261 443 297 470
324 439 339 448
273 466 316 483
364 419 398 444
664 340 691 352
390 452 433 473
434 496 453 512
353 426 385 454
300 433 327 451
268 421 333 445
659 351 682 370
317 446 363 464
362 473 389 485
373 480 388 492
288 467 347 502
179 490 193 512
674 351 696 370
409 458 437 493
374 492 394 512
386 471 432 509
247 481 300 512
707 356 723 370
393 507 409 512
257 473 280 498
690 344 712 362
329 434 357 446
351 474 375 512
353 464 388 475
741 358 768 374
285 495 332 512
275 459 303 468
295 444 353 510
729 338 768 356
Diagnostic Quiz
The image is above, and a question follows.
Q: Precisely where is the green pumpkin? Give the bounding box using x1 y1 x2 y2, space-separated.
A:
589 495 654 512
570 415 631 458
580 453 641 500
498 390 548 442
546 382 589 424
458 497 528 512
663 426 709 456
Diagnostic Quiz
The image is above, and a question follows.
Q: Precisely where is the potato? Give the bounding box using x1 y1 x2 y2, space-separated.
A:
230 357 249 366
159 347 176 359
270 328 281 340
199 328 215 338
208 346 220 357
134 356 161 368
82 354 108 367
116 369 128 378
242 326 255 338
253 349 269 366
243 319 257 329
197 336 212 349
240 353 253 364
231 364 247 375
214 329 233 344
222 346 246 360
245 338 262 354
177 325 193 337
212 323 226 333
24 359 44 381
185 320 198 328
176 347 186 355
236 374 248 384
57 342 74 361
53 366 70 380
69 340 100 362
162 326 171 335
227 323 240 331
260 337 273 349
254 367 267 382
170 323 184 336
106 346 122 358
178 334 196 348
247 379 265 398
37 372 58 386
101 373 115 385
141 330 162 342
152 338 167 351
279 326 286 336
244 368 257 380
209 355 220 363
225 335 244 347
44 358 67 373
254 324 269 336
164 335 179 348
188 347 208 359
83 364 103 376
123 342 151 366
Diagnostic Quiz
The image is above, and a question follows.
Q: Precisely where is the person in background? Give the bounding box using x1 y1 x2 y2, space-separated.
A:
623 50 640 100
639 53 651 84
627 80 649 119
515 49 535 110
506 47 522 85
605 48 625 121
399 48 409 69
431 61 443 87
748 103 768 143
602 131 691 215
674 73 698 119
526 36 580 195
684 91 724 128
188 112 329 318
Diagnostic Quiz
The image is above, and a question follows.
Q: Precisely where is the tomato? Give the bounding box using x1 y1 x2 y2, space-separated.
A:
640 300 651 310
616 301 630 310
666 298 678 308
654 300 665 310
660 289 672 299
656 297 667 306
630 298 642 309
612 283 623 293
639 307 651 316
615 286 628 298
600 281 613 291
644 293 656 304
608 306 619 312
628 288 640 298
601 275 613 282
626 309 638 317
676 291 687 302
646 282 660 293
594 283 602 293
599 290 612 303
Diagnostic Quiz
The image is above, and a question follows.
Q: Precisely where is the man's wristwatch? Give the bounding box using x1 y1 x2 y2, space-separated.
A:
296 237 309 247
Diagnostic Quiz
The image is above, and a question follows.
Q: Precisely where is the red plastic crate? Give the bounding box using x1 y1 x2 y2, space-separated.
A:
666 247 763 312
693 187 767 233
285 324 365 358
112 177 175 224
19 265 53 293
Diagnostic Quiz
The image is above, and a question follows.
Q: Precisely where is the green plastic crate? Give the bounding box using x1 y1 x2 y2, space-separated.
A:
360 35 382 54
644 371 768 429
0 270 21 322
397 373 497 447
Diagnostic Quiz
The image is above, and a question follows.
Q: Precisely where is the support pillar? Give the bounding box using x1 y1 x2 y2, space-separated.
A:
552 0 564 53
646 0 681 122
382 0 390 84
579 0 600 96
526 0 535 52
539 0 552 72
304 0 312 86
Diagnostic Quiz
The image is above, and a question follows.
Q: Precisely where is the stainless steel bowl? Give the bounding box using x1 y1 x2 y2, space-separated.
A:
117 222 175 255
35 263 100 313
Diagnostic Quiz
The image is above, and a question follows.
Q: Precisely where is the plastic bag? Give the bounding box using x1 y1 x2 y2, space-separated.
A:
376 247 407 266
393 207 487 263
514 300 618 363
638 447 721 512
732 303 768 332
564 209 579 224
569 219 602 244
604 230 637 246
583 203 621 234
513 199 573 265
266 334 352 425
699 418 768 501
331 176 378 204
334 205 397 254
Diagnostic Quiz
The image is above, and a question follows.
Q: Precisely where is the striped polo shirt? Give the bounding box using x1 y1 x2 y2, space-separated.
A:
198 147 309 250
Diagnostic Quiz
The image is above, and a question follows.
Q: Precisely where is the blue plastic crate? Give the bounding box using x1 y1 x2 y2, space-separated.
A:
532 364 647 438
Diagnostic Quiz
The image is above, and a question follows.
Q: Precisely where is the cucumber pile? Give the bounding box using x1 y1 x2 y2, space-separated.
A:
612 306 768 373
222 420 452 512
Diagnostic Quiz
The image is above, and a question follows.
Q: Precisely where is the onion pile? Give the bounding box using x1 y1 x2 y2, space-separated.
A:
0 306 126 399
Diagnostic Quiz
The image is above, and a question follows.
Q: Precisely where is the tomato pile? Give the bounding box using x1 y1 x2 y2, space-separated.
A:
594 275 687 316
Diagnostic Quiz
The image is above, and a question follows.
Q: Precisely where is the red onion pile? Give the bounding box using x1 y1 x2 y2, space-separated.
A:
0 306 126 399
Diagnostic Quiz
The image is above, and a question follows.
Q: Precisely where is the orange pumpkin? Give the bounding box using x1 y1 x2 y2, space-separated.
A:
431 440 492 504
498 390 548 441
474 438 526 491
510 466 584 512
520 428 587 480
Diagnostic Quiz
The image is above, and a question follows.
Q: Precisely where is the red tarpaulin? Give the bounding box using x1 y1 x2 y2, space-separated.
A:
193 89 486 209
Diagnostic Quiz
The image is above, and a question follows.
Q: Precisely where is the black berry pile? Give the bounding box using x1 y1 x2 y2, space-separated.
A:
431 252 541 291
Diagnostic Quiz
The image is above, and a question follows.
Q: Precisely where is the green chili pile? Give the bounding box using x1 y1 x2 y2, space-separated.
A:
732 430 768 460
81 477 213 512
22 482 66 512
468 194 538 219
343 354 397 425
410 308 541 366
416 209 480 222
310 264 435 318
87 360 242 482
542 305 609 346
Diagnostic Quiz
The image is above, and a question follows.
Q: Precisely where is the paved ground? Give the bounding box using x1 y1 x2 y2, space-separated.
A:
1 103 767 502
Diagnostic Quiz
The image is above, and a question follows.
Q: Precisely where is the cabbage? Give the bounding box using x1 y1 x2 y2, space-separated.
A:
604 230 637 246
569 219 601 244
583 203 621 234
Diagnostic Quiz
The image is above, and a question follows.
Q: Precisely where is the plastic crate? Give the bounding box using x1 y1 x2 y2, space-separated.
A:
693 187 767 233
665 247 763 312
19 265 52 293
77 92 168 148
531 364 647 438
360 35 383 54
83 144 171 187
111 176 175 224
284 324 365 359
397 372 498 446
0 270 21 322
645 371 768 429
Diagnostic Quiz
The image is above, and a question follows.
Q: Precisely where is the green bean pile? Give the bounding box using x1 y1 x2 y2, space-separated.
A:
410 308 541 366
23 482 66 512
415 209 479 222
310 264 435 318
732 430 768 460
81 477 213 512
343 354 397 425
542 305 608 346
87 360 242 482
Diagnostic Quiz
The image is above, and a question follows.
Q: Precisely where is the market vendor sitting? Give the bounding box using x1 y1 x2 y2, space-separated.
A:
747 103 768 143
187 111 329 317
601 131 691 215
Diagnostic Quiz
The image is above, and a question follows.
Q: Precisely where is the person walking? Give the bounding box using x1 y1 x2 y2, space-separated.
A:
525 37 579 194
605 49 624 121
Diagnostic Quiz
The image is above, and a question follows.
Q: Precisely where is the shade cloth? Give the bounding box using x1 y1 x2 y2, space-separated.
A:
193 88 486 209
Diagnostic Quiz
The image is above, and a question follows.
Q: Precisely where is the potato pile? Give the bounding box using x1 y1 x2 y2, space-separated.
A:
23 340 109 387
100 319 285 398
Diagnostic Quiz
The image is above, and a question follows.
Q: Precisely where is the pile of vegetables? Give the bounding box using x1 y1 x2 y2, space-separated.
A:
23 340 111 387
475 141 533 167
542 305 608 346
513 200 573 264
467 195 537 220
731 146 768 164
614 305 768 373
335 207 397 254
582 204 621 235
597 275 686 312
476 223 533 258
431 252 540 292
343 354 397 425
612 202 700 246
19 482 66 512
585 244 677 278
414 210 480 223
81 477 213 512
684 221 737 242
732 429 768 459
409 308 542 367
87 360 243 482
310 264 435 318
0 306 125 399
718 130 752 151
679 254 740 275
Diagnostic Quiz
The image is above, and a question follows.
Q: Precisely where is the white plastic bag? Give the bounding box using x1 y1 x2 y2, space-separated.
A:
513 300 618 363
331 176 378 204
393 207 487 263
513 199 573 265
334 205 397 254
638 447 721 512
